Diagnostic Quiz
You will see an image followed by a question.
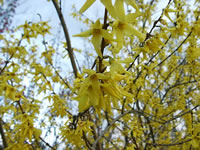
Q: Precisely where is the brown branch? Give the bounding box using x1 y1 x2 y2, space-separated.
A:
145 117 156 145
161 79 199 103
142 0 155 32
39 137 56 150
41 23 72 89
127 34 171 81
89 113 102 150
16 100 25 114
98 8 108 73
153 57 186 94
103 105 184 148
92 109 156 148
157 31 192 67
52 0 78 77
145 138 191 147
51 63 71 88
126 54 139 71
103 136 120 150
92 111 130 149
162 105 199 124
82 131 93 150
131 130 140 150
0 118 8 148
146 34 171 66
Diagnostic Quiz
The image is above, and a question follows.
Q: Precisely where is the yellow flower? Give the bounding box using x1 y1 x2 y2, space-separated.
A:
79 0 96 13
74 69 104 112
94 0 144 53
77 0 145 54
79 0 140 15
73 19 114 58
111 1 145 51
164 7 178 23
74 68 132 112
5 85 16 100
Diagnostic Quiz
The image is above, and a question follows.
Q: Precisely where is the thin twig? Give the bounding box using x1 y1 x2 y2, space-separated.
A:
144 139 191 147
98 8 108 73
162 105 199 124
0 118 8 148
39 137 56 150
92 109 145 148
157 31 192 67
103 135 120 150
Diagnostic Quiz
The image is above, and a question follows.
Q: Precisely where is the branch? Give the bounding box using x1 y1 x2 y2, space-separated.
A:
162 105 199 124
92 111 130 149
41 21 72 89
161 79 199 103
92 109 160 148
39 137 56 150
98 8 108 73
145 138 191 147
82 131 93 150
130 130 139 150
142 0 155 32
153 58 186 94
157 31 192 66
103 136 120 150
0 118 8 148
52 0 78 77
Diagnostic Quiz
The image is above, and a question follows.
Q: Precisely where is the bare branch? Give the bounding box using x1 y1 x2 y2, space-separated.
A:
145 138 191 147
0 118 8 148
39 137 56 150
52 0 78 77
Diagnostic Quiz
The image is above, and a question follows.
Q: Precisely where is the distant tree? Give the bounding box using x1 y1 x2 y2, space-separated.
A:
0 0 19 33
0 0 200 150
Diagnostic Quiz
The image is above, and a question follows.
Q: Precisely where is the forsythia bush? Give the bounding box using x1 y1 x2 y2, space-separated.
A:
0 0 200 149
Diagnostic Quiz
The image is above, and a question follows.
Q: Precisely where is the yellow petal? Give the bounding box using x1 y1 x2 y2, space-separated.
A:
96 73 109 79
122 90 133 98
83 68 96 75
115 0 125 21
78 93 90 112
124 0 139 11
73 29 92 37
90 74 101 106
124 24 145 41
102 84 121 99
79 0 96 13
125 12 142 23
115 28 124 50
92 19 102 29
77 78 91 95
88 85 99 106
99 94 105 110
164 10 174 22
110 60 126 74
101 29 115 41
113 74 127 81
91 34 102 57
100 0 117 19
